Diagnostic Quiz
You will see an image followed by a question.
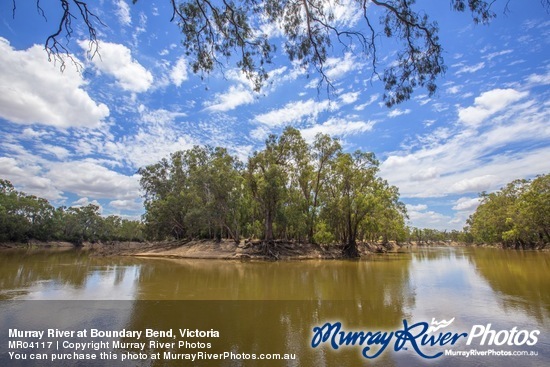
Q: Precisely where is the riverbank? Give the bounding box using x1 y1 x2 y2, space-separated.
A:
0 239 420 259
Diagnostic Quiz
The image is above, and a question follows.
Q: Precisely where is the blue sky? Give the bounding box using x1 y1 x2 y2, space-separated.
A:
0 1 548 230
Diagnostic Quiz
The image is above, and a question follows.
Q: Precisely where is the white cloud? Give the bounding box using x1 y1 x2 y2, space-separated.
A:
324 53 361 80
140 107 186 124
0 157 63 200
204 85 255 112
300 118 376 142
383 155 419 170
406 204 428 211
449 175 498 193
483 49 513 61
423 120 436 127
254 99 331 127
0 38 109 128
456 62 485 74
446 85 461 94
102 108 197 168
84 41 153 93
458 88 529 126
249 125 272 141
354 94 379 111
431 102 449 112
406 205 452 229
526 71 550 86
339 91 360 104
109 199 143 211
388 108 411 118
38 144 71 160
452 197 480 211
21 128 48 139
170 57 188 87
305 78 321 89
71 197 103 212
410 167 439 181
381 86 550 201
266 64 306 90
329 0 363 27
46 160 140 200
114 0 132 26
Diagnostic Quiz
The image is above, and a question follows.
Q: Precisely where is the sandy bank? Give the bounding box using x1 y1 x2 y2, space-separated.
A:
0 239 469 259
89 239 410 260
91 239 354 260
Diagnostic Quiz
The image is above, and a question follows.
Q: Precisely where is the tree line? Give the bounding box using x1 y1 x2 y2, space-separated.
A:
465 174 549 249
139 127 408 257
4 128 545 252
0 179 143 244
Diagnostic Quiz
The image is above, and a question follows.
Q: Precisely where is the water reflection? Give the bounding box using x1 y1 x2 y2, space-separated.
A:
132 256 414 302
0 249 140 300
122 256 415 366
0 247 549 366
466 248 550 322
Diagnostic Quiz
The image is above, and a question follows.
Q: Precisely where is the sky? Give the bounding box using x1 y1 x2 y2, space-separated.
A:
0 0 548 231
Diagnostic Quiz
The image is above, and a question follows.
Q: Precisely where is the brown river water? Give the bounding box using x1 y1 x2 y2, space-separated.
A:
0 246 548 366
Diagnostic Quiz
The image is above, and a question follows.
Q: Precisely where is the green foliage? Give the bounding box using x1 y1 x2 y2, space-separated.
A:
246 127 311 242
0 179 55 242
20 1 533 105
139 145 246 242
313 221 335 245
0 179 143 244
408 227 466 244
466 174 550 248
140 129 408 257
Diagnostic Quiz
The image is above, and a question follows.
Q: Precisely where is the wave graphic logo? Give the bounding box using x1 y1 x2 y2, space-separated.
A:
427 318 455 333
311 319 468 359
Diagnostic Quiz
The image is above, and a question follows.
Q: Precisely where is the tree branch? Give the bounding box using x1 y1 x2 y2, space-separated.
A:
43 0 105 72
12 0 539 105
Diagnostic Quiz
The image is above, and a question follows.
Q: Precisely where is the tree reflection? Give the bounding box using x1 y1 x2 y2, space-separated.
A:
467 248 550 322
122 255 414 366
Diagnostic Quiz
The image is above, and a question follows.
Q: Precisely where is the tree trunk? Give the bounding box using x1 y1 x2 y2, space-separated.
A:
307 214 315 244
343 237 359 258
224 224 239 244
542 228 550 244
343 210 359 258
265 209 274 242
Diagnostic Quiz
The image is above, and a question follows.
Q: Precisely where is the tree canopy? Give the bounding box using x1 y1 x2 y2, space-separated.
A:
465 174 550 249
0 179 144 244
13 0 547 105
138 128 409 257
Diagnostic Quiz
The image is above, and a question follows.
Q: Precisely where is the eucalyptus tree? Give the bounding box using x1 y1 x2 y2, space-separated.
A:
466 175 549 249
276 127 312 241
0 179 29 242
139 146 244 241
138 152 191 239
497 175 550 247
13 0 538 105
0 179 55 242
63 204 105 244
467 179 529 246
322 150 380 257
0 178 144 243
246 127 301 244
306 133 342 242
360 179 407 244
521 174 550 244
184 146 245 242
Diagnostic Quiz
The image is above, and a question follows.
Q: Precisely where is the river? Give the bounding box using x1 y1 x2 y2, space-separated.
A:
0 246 548 366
